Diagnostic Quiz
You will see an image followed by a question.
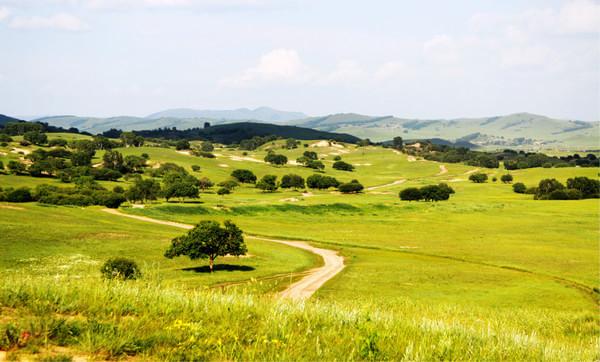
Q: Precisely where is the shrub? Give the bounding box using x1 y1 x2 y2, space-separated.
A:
201 141 214 152
469 173 488 183
492 177 497 182
5 187 33 202
501 174 513 183
191 165 201 172
512 183 526 194
113 186 125 193
399 183 454 202
175 140 190 150
547 189 570 200
306 174 340 189
338 181 364 193
100 258 141 280
231 169 257 183
48 138 68 147
256 175 278 192
218 180 239 190
332 161 354 171
280 174 305 189
566 177 600 198
333 155 342 161
217 187 231 195
264 153 288 166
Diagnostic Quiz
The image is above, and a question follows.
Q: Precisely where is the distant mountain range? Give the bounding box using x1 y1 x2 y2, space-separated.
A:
22 109 600 149
146 107 306 122
286 112 599 149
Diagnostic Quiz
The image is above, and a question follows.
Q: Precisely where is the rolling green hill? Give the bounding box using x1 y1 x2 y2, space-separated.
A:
287 112 600 149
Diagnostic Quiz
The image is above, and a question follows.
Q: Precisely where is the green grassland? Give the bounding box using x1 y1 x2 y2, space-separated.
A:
0 138 598 360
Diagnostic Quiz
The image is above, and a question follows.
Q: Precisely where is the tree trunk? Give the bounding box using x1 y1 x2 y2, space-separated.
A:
209 256 214 273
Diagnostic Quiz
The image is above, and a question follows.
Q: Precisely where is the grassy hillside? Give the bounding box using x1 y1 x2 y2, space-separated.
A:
0 138 598 360
287 112 600 149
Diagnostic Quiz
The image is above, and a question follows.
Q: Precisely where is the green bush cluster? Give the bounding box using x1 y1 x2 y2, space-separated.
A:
399 183 455 202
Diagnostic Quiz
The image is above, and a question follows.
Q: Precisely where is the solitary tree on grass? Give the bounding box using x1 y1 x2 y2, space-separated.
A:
164 220 247 272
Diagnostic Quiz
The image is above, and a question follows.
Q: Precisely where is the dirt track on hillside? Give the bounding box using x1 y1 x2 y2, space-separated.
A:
101 208 345 300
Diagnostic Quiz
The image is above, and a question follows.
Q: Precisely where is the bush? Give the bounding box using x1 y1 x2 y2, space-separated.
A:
332 161 354 171
280 174 305 189
256 175 278 192
218 180 239 190
399 183 454 202
191 165 201 172
338 181 364 193
333 155 342 161
306 174 340 189
100 258 141 280
264 153 288 166
512 183 526 194
231 169 257 183
5 187 33 202
566 177 600 198
48 138 68 147
399 187 421 201
469 173 488 183
175 140 190 150
217 187 231 195
501 174 513 183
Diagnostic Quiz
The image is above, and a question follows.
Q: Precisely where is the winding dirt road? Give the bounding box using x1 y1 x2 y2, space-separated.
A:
101 208 345 300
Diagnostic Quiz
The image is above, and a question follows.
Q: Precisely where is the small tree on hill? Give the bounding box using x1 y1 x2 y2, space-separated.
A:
231 169 257 183
175 140 190 150
333 161 354 171
280 174 305 189
256 174 278 192
264 153 288 166
500 174 513 184
23 131 48 145
200 141 214 152
513 182 526 194
399 187 421 201
469 173 488 183
338 180 364 193
164 220 247 272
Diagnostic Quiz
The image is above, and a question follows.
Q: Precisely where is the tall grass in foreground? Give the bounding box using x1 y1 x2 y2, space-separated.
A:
0 274 597 361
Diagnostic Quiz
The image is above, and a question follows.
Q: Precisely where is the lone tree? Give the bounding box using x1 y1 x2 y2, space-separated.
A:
164 220 247 273
500 174 513 183
469 173 488 183
264 153 288 166
256 174 278 192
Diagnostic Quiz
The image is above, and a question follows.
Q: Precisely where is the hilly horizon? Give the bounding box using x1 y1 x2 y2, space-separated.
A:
26 109 599 149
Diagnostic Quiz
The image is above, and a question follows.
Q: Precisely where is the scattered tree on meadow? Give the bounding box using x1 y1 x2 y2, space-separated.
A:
231 169 257 183
200 141 214 152
332 160 354 172
48 138 68 147
162 171 200 202
164 220 247 273
399 187 422 201
399 183 454 202
469 173 488 183
175 140 191 150
7 160 26 175
306 174 340 189
23 131 48 145
500 174 513 183
285 138 299 149
512 182 527 194
120 132 144 147
217 187 231 195
280 174 305 189
566 177 600 198
125 178 161 203
264 152 288 166
70 151 93 167
338 180 364 193
256 174 278 192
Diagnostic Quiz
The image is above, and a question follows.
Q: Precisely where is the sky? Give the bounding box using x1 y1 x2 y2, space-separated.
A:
0 0 598 121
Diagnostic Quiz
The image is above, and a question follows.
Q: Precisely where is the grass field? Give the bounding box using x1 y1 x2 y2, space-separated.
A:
0 138 598 360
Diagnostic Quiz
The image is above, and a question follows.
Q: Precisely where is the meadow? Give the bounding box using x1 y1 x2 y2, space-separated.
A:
0 136 598 360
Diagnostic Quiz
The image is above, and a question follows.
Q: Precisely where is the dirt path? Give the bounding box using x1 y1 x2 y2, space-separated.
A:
366 179 406 191
101 208 345 300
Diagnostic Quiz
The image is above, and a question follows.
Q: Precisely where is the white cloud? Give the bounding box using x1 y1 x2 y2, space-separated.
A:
374 61 412 80
320 60 367 85
0 6 10 21
423 34 461 65
219 48 312 87
9 13 87 31
558 0 600 34
83 0 267 10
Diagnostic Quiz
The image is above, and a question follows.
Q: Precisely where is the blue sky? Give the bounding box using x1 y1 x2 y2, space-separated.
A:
0 0 598 121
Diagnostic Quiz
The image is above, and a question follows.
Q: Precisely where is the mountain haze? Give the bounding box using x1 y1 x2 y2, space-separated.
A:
146 107 306 122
